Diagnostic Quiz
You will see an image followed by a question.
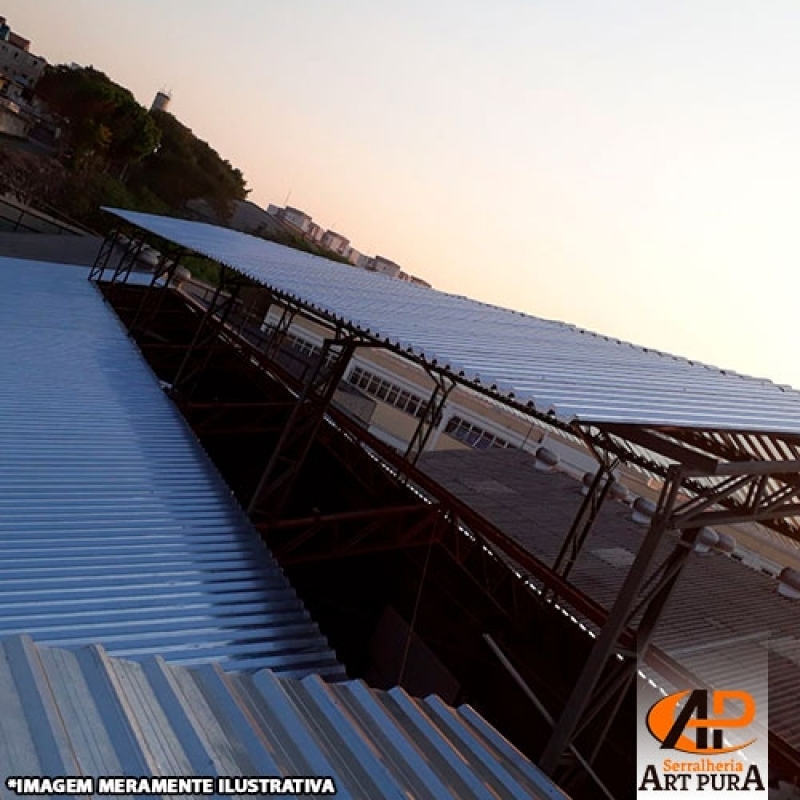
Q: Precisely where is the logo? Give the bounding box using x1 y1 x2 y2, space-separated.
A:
647 689 756 754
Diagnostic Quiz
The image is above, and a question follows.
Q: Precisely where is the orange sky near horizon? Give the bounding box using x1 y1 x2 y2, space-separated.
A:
7 1 800 390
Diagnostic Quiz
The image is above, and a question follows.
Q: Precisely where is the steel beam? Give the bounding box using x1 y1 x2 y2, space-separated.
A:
551 458 618 583
171 267 245 397
259 503 445 564
539 466 685 775
405 371 456 464
89 228 122 283
129 249 186 336
247 335 360 522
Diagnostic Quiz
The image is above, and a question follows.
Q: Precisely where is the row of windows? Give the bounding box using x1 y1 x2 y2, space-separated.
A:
348 366 426 418
285 331 319 359
276 332 513 448
444 415 514 450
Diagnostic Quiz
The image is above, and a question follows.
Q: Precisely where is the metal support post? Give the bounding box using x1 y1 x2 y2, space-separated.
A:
109 235 145 286
247 335 359 522
171 267 242 396
539 466 685 775
263 302 298 360
404 371 456 464
129 249 186 336
89 228 123 283
551 458 618 581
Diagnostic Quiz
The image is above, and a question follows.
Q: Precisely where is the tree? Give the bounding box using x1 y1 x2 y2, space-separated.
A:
129 109 248 219
36 66 160 173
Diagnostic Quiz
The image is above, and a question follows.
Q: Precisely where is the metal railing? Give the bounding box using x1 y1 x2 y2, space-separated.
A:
0 196 92 236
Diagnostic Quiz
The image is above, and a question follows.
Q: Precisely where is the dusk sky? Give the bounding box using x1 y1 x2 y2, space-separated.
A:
8 1 800 389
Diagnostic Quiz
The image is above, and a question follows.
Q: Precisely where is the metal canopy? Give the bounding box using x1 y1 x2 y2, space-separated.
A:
104 208 800 434
95 211 800 780
101 209 800 544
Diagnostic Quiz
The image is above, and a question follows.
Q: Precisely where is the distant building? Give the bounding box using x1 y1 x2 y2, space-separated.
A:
370 255 402 278
307 221 324 243
281 206 312 235
0 17 46 102
261 202 430 284
398 272 432 288
150 90 171 113
321 229 350 257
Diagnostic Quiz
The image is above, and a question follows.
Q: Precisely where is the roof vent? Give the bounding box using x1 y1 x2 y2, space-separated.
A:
693 527 719 554
608 480 629 503
534 446 559 472
631 497 656 525
778 567 800 600
582 472 629 502
713 531 737 554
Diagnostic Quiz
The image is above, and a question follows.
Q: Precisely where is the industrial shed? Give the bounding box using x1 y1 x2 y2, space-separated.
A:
77 208 800 795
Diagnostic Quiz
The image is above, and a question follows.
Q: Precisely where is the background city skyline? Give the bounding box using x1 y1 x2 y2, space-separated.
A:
9 0 800 389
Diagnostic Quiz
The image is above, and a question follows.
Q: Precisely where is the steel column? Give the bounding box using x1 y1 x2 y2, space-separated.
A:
539 466 685 775
129 249 186 336
171 267 244 397
551 458 618 582
247 335 360 522
405 371 456 464
89 228 123 283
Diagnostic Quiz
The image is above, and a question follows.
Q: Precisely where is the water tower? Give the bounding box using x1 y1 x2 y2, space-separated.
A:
150 90 171 113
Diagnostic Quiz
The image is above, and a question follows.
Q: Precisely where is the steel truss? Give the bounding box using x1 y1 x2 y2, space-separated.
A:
540 449 800 777
405 370 456 464
246 333 366 522
170 266 247 398
88 228 125 283
551 446 620 585
257 503 447 563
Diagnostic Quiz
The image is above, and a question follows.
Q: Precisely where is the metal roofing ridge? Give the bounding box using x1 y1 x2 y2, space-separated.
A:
0 634 564 798
0 258 344 677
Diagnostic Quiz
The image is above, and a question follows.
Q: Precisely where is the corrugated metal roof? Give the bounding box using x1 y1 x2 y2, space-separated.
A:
419 448 800 753
0 256 342 677
0 634 566 799
106 208 800 434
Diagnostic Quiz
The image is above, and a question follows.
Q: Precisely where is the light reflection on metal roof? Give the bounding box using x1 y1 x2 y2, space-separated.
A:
0 257 342 677
104 209 800 434
0 635 567 799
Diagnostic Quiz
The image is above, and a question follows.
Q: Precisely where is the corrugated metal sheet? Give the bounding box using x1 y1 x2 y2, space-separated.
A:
419 448 800 753
0 257 342 677
0 635 566 800
105 208 800 434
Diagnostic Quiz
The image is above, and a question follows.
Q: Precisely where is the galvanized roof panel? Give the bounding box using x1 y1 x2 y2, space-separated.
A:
0 257 342 677
0 635 566 799
106 209 800 434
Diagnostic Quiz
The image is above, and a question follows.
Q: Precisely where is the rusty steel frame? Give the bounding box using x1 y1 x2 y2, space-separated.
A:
180 400 297 436
257 503 447 564
540 442 800 775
